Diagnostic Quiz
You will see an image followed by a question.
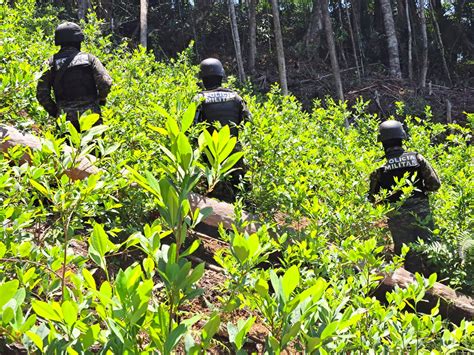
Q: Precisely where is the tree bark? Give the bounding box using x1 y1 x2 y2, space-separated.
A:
228 0 246 82
78 0 89 20
345 4 361 81
304 0 323 52
429 0 452 86
269 0 288 95
405 0 413 81
140 0 148 48
321 0 345 104
419 0 428 88
375 268 474 325
337 1 348 68
352 0 365 76
248 0 257 74
380 0 402 78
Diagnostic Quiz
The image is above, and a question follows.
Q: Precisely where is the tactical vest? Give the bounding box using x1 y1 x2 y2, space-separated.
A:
52 51 97 103
199 89 242 131
379 151 426 202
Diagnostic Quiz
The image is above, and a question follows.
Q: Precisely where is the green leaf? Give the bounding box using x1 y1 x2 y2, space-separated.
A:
220 152 244 175
282 265 300 301
187 263 205 285
255 277 269 297
164 324 188 353
166 116 180 139
82 268 96 290
232 234 250 264
62 301 78 327
234 316 255 349
0 242 6 259
181 102 196 133
218 137 237 163
31 300 62 323
321 321 339 340
148 124 168 136
26 331 43 351
79 113 100 132
177 133 193 170
202 313 221 346
67 121 81 147
3 307 14 324
305 335 322 352
281 321 301 347
0 280 19 309
81 323 100 349
30 180 49 197
91 224 115 256
181 239 200 257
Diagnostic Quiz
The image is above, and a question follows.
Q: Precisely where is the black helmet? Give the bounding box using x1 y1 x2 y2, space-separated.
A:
54 22 84 45
377 120 407 142
199 58 225 78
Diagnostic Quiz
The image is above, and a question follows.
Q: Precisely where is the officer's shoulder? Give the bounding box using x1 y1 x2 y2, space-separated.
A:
83 52 97 62
43 56 54 67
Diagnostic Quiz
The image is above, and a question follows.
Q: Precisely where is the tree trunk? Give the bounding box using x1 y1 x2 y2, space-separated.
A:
429 0 452 86
337 1 348 68
304 0 323 52
321 0 345 104
140 0 148 48
419 0 428 88
269 0 288 95
351 0 365 76
380 0 402 78
78 0 89 20
228 0 246 82
248 0 257 74
346 4 361 80
405 0 413 81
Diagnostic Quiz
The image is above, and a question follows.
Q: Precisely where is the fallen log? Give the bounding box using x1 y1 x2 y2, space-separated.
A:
375 267 474 325
189 192 259 235
0 124 98 180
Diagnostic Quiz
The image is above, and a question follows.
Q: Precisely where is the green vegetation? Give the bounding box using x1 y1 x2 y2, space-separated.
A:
1 2 473 353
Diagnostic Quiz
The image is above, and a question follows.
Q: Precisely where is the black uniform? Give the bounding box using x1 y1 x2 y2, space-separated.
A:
194 86 250 202
369 146 441 274
194 87 250 137
36 47 112 131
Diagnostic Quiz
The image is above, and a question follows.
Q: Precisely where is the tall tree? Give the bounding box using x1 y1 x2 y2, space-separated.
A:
429 0 452 85
269 0 288 95
140 0 148 48
380 0 402 78
345 4 361 80
351 0 365 76
248 0 257 74
228 0 246 82
405 0 413 80
304 0 323 53
419 0 428 88
78 0 89 20
321 0 344 103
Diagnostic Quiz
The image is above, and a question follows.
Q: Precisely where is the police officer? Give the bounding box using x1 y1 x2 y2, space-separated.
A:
36 22 112 131
368 120 441 275
194 58 250 137
194 58 250 201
